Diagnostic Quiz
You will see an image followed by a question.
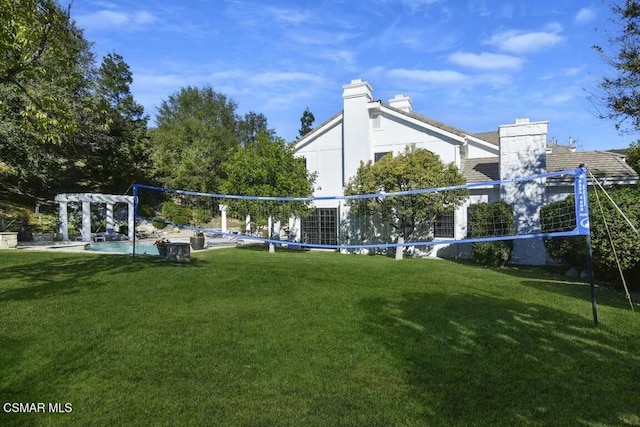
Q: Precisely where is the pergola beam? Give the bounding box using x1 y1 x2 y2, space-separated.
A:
54 193 135 242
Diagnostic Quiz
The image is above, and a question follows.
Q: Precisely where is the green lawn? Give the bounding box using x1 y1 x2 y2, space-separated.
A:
1 248 639 426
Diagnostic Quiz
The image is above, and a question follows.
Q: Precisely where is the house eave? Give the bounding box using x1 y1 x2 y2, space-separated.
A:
374 104 467 144
294 112 343 152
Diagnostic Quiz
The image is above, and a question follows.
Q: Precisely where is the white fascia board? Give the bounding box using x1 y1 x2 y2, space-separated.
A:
367 100 382 110
293 114 343 153
586 178 638 187
467 184 499 190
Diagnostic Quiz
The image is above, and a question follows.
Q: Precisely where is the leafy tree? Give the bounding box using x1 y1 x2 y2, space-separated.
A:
298 107 315 138
150 86 240 192
221 131 316 245
625 141 640 175
345 146 468 259
237 111 274 148
0 0 84 142
593 0 640 133
85 52 150 193
0 7 96 197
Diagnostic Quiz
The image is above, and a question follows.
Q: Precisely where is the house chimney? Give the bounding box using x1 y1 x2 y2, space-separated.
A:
498 118 549 265
499 118 547 180
342 79 373 185
342 79 372 101
389 94 412 112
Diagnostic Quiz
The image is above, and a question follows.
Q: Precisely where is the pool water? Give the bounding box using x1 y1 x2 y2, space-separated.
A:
84 241 160 255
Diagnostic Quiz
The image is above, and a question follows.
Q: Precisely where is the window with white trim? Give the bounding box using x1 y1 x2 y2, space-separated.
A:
434 211 455 238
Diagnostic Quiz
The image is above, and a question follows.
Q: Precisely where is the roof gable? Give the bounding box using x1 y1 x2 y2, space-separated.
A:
294 112 343 151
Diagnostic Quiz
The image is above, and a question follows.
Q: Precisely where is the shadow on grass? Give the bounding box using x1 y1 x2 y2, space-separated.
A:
360 291 640 426
449 259 633 310
0 253 207 302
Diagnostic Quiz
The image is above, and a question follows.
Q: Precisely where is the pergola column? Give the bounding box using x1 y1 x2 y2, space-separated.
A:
59 201 69 241
54 193 136 243
106 203 114 233
127 200 134 241
82 201 91 242
219 205 227 233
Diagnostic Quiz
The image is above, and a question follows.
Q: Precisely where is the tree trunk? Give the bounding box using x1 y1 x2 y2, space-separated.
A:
395 236 404 260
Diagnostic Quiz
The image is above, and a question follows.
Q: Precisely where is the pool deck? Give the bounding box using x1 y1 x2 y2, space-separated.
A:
14 231 240 254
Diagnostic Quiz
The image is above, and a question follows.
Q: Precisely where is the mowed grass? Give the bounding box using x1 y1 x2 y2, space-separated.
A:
1 248 639 426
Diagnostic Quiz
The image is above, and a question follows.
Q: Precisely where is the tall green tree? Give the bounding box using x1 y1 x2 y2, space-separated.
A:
0 0 84 142
86 52 149 193
298 107 315 138
626 141 640 175
221 131 316 246
236 111 274 148
150 86 239 192
0 5 96 197
345 146 468 259
594 0 640 133
593 1 640 175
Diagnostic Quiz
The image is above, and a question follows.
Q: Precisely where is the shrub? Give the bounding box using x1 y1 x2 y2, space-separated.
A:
541 187 640 291
471 241 512 267
161 201 192 226
541 196 586 268
468 202 515 267
151 218 166 230
192 207 213 226
138 202 156 219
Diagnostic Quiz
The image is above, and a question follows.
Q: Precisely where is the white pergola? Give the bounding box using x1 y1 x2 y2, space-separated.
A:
55 193 135 242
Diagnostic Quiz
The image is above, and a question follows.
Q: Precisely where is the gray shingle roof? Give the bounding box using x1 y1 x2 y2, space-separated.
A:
462 150 638 183
383 103 469 139
461 157 500 183
472 131 500 146
547 151 638 180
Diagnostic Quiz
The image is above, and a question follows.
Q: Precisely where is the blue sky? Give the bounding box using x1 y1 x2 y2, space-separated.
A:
72 0 632 151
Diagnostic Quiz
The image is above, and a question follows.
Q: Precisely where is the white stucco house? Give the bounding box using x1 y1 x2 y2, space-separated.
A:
293 79 638 264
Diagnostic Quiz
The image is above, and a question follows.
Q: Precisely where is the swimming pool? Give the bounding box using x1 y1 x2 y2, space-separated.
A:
84 241 160 255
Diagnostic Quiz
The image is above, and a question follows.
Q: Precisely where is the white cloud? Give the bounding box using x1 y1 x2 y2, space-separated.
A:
264 6 311 25
485 27 564 54
76 9 157 30
388 68 469 84
448 51 523 70
132 11 157 25
375 23 457 53
574 7 596 25
564 66 585 76
290 29 357 46
401 0 441 5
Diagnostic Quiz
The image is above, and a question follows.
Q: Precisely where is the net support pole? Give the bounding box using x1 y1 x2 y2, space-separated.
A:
576 165 597 326
585 234 598 326
132 184 138 262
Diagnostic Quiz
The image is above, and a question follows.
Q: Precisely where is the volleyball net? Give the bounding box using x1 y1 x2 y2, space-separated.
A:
132 167 590 251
